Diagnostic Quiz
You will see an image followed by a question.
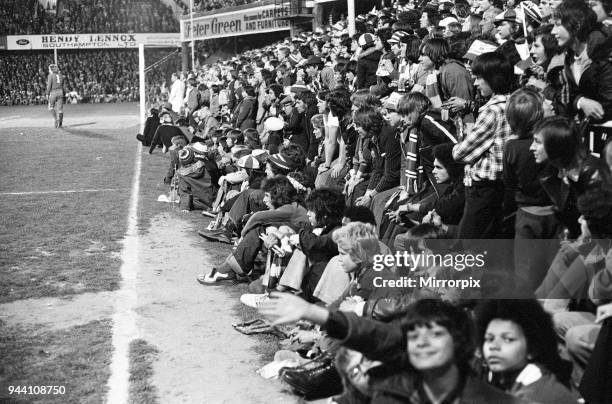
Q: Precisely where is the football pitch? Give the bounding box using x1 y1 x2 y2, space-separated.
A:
0 103 295 403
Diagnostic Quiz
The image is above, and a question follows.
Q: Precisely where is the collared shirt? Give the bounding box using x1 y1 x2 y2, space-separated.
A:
452 94 513 181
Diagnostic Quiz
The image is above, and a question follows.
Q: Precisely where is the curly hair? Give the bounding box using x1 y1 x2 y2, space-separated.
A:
578 187 612 238
327 89 352 118
475 299 571 386
279 143 306 171
262 175 299 208
400 299 475 374
305 188 345 228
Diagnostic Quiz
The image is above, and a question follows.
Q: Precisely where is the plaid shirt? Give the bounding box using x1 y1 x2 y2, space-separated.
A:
452 94 513 181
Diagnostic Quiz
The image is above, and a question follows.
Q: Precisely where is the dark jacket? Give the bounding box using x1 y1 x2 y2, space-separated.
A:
415 112 457 187
149 124 187 154
234 95 257 131
356 50 382 89
367 125 402 193
563 30 612 122
299 224 341 301
142 114 161 146
503 137 553 214
419 177 465 225
539 154 610 237
324 311 527 404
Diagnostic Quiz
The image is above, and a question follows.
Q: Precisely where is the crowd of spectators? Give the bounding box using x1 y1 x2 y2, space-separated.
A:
0 0 178 35
139 0 612 402
190 0 261 14
0 49 180 106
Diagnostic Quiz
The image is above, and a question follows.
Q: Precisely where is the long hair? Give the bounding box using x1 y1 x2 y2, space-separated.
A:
397 92 431 127
353 108 384 139
553 0 597 44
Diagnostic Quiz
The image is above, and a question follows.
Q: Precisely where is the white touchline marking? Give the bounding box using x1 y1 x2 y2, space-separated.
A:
106 143 142 404
0 189 124 196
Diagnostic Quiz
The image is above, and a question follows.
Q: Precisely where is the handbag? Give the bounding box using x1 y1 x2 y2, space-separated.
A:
280 352 343 399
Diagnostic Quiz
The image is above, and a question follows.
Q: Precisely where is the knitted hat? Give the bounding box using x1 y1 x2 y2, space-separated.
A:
178 148 195 165
191 142 207 154
267 153 294 171
383 92 403 112
358 33 378 48
237 155 262 170
388 30 409 44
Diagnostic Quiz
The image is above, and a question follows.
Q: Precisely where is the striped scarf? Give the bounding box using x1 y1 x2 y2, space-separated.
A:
424 70 442 109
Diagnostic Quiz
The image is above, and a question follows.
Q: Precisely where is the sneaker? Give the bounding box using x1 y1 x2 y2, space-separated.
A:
240 293 270 308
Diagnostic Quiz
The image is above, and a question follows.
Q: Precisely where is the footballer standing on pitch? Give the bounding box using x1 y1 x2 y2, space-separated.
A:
47 64 65 128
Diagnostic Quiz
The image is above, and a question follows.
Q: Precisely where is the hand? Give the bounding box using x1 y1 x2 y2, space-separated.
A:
579 98 604 120
318 165 331 173
331 163 344 178
356 193 372 207
559 240 580 266
386 206 406 223
596 302 612 323
339 298 358 313
262 234 279 249
181 209 189 214
346 178 363 196
258 292 316 326
291 330 315 344
423 210 443 227
442 97 466 112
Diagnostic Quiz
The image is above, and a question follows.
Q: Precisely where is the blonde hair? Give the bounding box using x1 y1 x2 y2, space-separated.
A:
332 222 379 264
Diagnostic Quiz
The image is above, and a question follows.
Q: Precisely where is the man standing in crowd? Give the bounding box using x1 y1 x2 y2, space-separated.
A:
169 72 185 114
47 64 65 128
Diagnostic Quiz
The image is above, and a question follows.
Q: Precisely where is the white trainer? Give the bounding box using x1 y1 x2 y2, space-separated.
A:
240 293 269 308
